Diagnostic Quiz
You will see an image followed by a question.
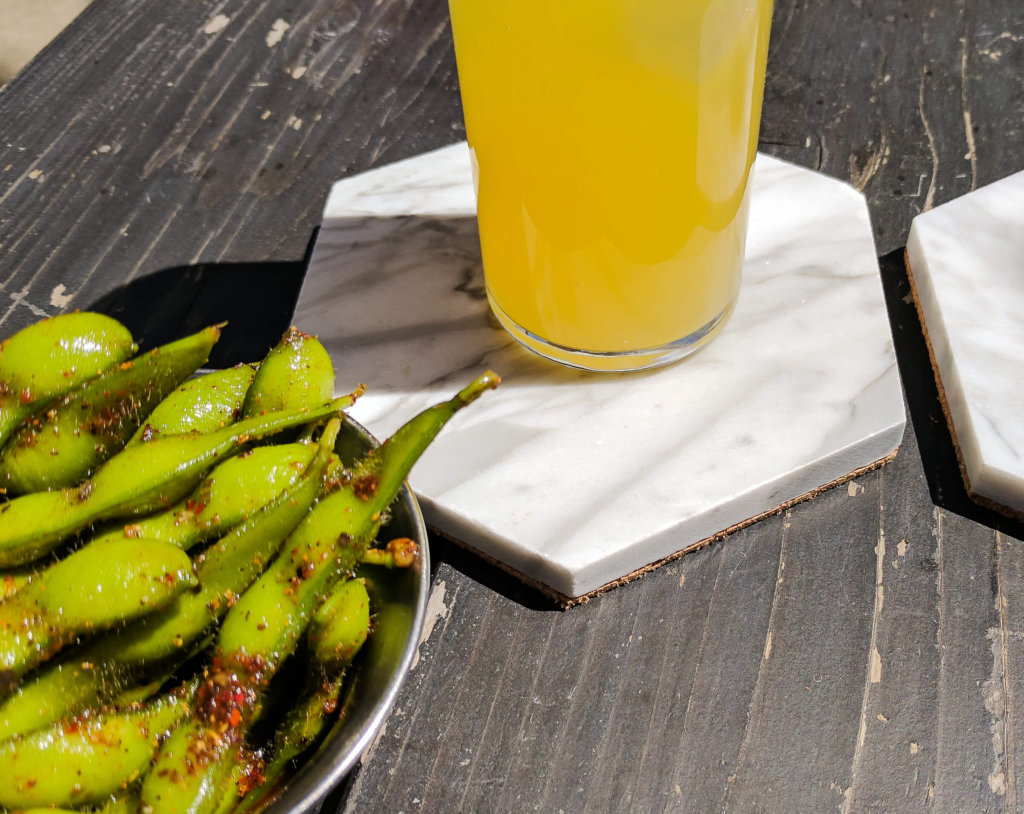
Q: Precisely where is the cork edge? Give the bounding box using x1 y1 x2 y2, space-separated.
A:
429 448 899 608
902 249 1024 524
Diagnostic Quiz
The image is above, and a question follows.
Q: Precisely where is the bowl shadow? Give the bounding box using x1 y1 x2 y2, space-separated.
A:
85 230 319 368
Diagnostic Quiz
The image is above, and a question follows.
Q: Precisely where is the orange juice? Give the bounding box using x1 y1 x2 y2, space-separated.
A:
448 0 774 370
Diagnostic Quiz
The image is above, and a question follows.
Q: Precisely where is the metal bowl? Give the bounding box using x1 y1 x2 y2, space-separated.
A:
262 415 430 813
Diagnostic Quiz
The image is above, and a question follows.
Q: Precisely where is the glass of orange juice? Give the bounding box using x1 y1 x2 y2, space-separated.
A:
447 0 774 372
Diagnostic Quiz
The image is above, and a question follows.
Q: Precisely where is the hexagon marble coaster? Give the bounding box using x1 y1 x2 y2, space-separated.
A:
294 142 906 602
906 169 1024 520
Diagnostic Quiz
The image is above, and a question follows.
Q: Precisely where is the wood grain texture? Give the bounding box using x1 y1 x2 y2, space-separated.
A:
760 0 1024 254
0 0 463 339
0 0 1023 812
844 428 942 812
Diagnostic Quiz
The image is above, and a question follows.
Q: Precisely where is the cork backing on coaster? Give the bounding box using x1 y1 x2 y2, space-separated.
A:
431 450 899 609
903 250 1024 523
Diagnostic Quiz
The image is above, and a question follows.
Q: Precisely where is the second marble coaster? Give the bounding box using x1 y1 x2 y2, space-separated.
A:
294 142 906 602
906 169 1024 519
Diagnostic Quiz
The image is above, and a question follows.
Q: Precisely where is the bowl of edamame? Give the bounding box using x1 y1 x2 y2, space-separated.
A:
0 314 498 813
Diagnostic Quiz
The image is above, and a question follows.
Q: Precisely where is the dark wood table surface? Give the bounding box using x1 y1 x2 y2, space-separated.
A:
2 0 1023 811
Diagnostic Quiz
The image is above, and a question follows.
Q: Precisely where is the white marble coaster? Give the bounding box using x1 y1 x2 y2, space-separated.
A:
294 142 905 600
906 170 1024 518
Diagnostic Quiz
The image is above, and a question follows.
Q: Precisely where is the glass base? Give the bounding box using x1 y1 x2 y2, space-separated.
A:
488 294 736 373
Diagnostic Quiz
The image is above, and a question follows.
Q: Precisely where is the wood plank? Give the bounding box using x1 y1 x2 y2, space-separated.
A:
666 517 786 811
721 474 880 812
761 0 1024 256
343 479 893 814
846 426 942 811
0 0 463 337
343 544 728 812
996 533 1024 811
583 518 784 813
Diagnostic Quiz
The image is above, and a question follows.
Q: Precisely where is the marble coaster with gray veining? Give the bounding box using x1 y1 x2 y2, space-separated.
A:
294 142 906 601
906 170 1024 519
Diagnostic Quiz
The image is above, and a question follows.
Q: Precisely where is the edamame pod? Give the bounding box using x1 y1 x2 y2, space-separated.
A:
218 370 499 669
0 312 136 449
14 791 141 814
308 577 371 668
222 577 371 811
114 420 341 668
242 327 334 416
13 798 135 814
152 583 370 814
142 374 498 814
235 578 371 812
211 663 356 814
129 363 257 444
0 324 221 494
0 389 362 568
91 441 318 550
0 423 339 739
0 680 197 809
0 537 197 691
0 568 30 600
140 717 240 814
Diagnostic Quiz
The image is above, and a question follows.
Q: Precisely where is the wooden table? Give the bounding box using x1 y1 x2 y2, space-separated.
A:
1 0 1022 811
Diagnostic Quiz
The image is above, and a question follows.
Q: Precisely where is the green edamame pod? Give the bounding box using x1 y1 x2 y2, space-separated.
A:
14 800 134 814
0 388 362 568
15 790 141 814
0 657 86 741
218 370 499 669
142 374 498 814
233 580 372 813
0 537 197 691
0 312 136 450
114 420 341 668
0 569 30 601
139 491 366 814
0 423 339 739
0 324 222 494
308 577 371 668
140 717 239 814
129 363 257 444
242 327 335 416
0 631 209 743
222 576 370 812
0 679 197 810
91 441 317 550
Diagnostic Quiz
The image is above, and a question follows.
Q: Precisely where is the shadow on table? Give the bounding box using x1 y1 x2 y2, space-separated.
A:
427 532 563 611
878 249 1024 539
85 232 318 368
83 234 562 610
